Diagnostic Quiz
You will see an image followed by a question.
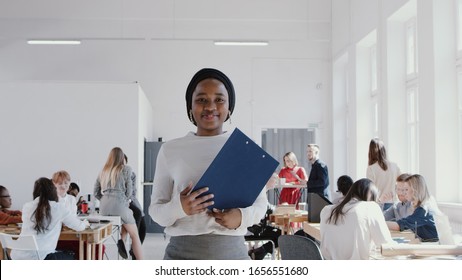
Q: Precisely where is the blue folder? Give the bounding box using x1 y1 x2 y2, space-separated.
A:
193 128 279 209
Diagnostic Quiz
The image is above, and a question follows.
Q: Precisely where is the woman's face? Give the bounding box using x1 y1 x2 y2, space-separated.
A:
403 182 414 201
54 180 70 197
0 189 12 208
191 78 229 136
395 181 409 202
284 156 295 168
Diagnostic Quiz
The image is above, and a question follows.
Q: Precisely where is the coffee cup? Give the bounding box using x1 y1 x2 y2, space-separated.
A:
81 202 88 214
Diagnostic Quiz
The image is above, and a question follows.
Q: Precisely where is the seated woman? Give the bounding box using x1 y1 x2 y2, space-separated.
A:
320 178 395 260
278 152 307 207
386 174 440 242
10 177 88 260
0 185 22 225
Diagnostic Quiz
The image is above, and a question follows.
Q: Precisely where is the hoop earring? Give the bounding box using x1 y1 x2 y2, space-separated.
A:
189 110 195 124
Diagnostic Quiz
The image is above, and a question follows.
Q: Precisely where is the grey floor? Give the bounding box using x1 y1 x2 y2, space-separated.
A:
104 233 170 260
104 233 273 260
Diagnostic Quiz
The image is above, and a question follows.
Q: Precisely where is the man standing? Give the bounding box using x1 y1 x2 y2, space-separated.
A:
306 144 329 199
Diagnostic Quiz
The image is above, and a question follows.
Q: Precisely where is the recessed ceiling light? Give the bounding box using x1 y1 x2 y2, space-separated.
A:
214 41 268 46
27 40 81 45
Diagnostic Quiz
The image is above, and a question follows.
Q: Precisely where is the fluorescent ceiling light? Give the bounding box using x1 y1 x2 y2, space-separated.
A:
214 41 268 46
27 40 81 45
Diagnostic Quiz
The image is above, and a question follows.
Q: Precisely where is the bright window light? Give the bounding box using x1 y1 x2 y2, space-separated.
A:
27 40 81 45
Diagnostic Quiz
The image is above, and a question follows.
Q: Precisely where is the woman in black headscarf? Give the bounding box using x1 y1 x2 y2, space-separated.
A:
149 68 267 259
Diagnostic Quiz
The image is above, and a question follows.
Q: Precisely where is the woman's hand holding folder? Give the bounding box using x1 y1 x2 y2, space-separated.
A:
208 208 242 230
180 182 215 215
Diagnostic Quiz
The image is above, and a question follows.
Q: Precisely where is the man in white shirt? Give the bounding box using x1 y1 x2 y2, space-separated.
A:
52 170 77 214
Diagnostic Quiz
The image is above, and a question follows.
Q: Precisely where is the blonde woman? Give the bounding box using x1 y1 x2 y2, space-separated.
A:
278 152 307 206
386 174 440 242
94 147 143 260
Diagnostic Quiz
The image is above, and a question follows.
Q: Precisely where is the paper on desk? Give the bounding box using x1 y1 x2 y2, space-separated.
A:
381 243 462 256
193 128 279 209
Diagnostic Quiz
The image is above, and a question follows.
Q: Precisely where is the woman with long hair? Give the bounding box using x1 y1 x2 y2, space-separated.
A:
94 147 143 260
366 138 401 209
386 174 440 242
320 178 395 259
11 177 88 260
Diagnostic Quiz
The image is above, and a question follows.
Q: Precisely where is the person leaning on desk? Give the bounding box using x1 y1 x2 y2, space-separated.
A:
11 177 89 260
0 185 22 225
320 178 396 260
383 173 414 221
386 174 440 242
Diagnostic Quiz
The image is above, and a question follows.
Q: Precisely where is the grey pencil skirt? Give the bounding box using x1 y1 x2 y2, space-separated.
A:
164 234 250 260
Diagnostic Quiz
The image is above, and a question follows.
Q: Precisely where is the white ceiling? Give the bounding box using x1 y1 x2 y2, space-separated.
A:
0 0 331 42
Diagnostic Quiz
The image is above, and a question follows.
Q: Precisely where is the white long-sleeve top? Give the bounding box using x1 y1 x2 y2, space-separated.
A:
320 199 396 260
366 161 401 203
11 198 87 260
149 131 267 236
60 193 77 215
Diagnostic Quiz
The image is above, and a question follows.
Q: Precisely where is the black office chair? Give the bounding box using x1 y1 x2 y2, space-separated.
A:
278 234 323 260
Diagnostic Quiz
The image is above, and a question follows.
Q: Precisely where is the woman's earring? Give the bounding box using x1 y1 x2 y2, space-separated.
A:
189 110 195 124
228 111 232 124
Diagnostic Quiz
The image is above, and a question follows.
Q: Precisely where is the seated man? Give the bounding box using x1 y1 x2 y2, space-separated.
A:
383 173 413 221
0 185 22 225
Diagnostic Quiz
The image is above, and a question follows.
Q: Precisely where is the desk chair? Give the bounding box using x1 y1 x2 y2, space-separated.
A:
278 235 323 260
0 233 40 260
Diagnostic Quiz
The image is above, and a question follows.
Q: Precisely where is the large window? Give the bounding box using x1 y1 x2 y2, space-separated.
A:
406 18 418 77
370 44 379 137
370 44 378 93
406 17 419 173
457 0 462 201
457 0 462 52
407 87 419 173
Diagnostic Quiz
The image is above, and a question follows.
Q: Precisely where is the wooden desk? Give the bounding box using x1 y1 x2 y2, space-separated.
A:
301 222 460 259
303 221 321 241
0 223 112 260
302 221 420 244
380 243 462 258
270 213 307 235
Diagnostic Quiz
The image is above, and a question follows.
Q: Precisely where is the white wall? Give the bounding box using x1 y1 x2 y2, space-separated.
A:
0 81 154 209
0 39 331 143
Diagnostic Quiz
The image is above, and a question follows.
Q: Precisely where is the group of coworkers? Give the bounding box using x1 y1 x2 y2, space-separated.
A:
1 151 146 260
246 139 443 260
317 139 444 260
0 68 447 260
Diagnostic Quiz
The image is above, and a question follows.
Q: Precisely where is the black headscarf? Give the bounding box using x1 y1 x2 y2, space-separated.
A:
185 68 235 125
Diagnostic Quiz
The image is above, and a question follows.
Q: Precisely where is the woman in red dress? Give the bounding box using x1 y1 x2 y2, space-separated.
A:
278 152 307 207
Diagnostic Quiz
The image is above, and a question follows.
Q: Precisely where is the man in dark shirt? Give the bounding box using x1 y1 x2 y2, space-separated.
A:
306 144 329 199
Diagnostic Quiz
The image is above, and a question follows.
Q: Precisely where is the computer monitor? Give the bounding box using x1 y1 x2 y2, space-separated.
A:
307 193 332 223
